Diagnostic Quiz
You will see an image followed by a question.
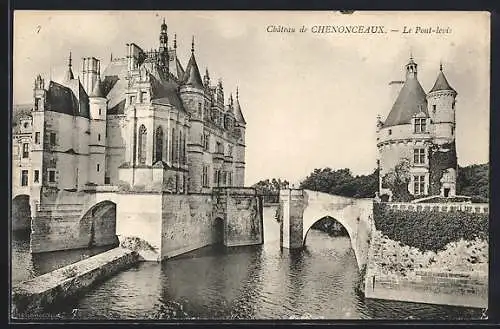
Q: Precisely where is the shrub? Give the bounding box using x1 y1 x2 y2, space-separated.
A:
373 203 488 252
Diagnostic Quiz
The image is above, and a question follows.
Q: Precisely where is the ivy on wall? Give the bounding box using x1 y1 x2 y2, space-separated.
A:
381 158 413 202
428 142 458 196
373 202 488 252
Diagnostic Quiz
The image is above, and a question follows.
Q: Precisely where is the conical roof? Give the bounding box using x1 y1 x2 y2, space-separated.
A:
429 69 456 94
90 77 104 97
384 76 428 127
64 52 74 82
182 52 203 89
175 57 185 81
234 98 246 125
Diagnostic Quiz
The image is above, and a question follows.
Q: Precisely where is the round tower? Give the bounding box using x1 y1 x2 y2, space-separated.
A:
426 63 457 146
88 60 107 185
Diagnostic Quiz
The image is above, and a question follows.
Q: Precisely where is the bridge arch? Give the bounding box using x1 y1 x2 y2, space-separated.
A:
12 194 31 232
280 189 373 270
79 200 119 248
303 216 349 246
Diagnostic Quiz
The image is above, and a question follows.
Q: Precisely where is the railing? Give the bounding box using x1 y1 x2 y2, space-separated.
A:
384 202 489 214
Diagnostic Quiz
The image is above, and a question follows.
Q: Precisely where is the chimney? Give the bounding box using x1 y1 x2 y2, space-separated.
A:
388 80 404 106
82 57 100 95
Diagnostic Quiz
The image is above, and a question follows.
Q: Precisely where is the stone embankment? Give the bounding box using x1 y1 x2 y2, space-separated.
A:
12 247 141 317
365 230 488 308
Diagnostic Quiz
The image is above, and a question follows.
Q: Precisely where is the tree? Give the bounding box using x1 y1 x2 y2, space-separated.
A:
252 178 289 203
457 163 489 201
299 167 379 198
382 158 413 202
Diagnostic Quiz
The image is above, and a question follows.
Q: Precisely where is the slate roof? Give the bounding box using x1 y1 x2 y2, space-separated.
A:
234 98 246 124
46 80 90 119
89 77 104 98
182 53 204 89
383 76 428 127
429 70 456 94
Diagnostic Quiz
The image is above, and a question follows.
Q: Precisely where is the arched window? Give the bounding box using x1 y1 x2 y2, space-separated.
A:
155 126 164 163
171 128 176 163
138 125 147 165
179 130 184 164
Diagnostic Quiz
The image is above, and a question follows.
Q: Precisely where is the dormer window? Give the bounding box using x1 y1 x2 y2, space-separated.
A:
414 118 426 133
432 105 436 114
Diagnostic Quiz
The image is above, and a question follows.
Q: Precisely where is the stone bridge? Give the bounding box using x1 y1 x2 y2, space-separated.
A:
24 187 263 261
279 189 374 269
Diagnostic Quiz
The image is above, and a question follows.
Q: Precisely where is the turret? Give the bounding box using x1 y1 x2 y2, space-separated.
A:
33 75 46 112
405 55 418 80
426 63 457 145
158 18 169 75
88 61 107 185
234 87 246 187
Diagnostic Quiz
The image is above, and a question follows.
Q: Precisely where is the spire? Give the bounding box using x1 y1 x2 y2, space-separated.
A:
429 63 456 94
203 67 210 86
89 60 104 98
182 38 203 89
64 51 74 81
234 87 246 124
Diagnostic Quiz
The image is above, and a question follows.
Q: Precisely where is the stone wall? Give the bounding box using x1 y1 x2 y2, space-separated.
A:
161 194 215 259
364 229 488 308
12 247 141 317
224 188 263 247
31 191 118 253
115 192 163 261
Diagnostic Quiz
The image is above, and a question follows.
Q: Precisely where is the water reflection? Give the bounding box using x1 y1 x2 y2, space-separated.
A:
11 206 484 320
11 230 114 284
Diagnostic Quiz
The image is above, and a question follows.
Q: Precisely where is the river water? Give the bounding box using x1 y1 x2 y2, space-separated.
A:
11 206 483 320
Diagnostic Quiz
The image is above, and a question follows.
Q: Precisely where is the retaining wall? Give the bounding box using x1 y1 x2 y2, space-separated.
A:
12 247 141 317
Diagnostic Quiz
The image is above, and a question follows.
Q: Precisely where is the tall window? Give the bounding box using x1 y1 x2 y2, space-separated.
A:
50 132 56 146
138 125 147 165
413 148 426 165
34 98 40 110
228 145 233 157
97 164 100 172
214 170 220 187
203 133 210 151
451 126 455 136
202 165 209 187
21 170 28 186
432 104 436 114
98 134 101 142
171 128 177 163
155 126 164 163
413 175 425 195
48 169 56 183
179 130 184 164
22 143 29 158
414 118 426 133
35 132 40 144
228 172 233 186
34 170 39 183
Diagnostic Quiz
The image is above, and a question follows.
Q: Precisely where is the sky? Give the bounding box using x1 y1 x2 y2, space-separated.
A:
13 11 490 186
